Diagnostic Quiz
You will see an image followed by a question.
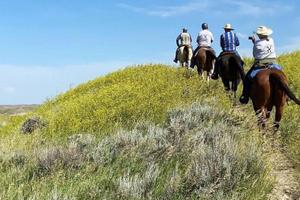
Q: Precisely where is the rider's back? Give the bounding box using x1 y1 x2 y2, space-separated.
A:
179 33 192 46
220 31 239 52
253 38 276 60
197 30 213 47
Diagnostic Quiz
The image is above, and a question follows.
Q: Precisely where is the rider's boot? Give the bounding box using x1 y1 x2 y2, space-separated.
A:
239 78 250 104
211 57 220 80
211 64 219 80
174 49 179 63
211 72 219 80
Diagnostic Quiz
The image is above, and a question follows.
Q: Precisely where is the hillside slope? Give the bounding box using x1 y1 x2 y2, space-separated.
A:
35 65 231 137
0 51 300 199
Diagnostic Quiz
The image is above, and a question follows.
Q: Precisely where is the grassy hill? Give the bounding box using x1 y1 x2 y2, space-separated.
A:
0 52 300 199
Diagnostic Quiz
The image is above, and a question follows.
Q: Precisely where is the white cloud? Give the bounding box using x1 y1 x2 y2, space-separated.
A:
224 0 293 17
117 1 211 17
117 0 293 18
236 32 249 40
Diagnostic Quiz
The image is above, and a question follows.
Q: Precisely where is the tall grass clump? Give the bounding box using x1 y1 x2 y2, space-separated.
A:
277 51 300 171
0 103 271 199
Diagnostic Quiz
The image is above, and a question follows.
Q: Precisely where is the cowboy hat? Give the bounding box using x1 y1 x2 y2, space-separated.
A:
223 24 234 30
256 26 273 36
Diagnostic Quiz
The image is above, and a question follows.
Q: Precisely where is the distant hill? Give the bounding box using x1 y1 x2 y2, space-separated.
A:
0 104 39 115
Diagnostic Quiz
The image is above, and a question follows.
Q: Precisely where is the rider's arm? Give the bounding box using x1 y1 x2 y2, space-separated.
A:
250 35 256 44
176 35 181 47
234 33 240 46
197 34 200 45
189 33 192 43
220 35 224 49
211 32 214 43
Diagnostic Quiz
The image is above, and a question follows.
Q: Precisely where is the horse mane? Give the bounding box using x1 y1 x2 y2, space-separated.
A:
269 70 300 105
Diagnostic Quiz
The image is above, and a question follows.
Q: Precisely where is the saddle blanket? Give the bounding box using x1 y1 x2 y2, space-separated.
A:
250 64 282 78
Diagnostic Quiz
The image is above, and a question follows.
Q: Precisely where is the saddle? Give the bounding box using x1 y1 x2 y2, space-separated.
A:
250 63 282 79
217 51 244 68
194 47 216 58
219 51 235 57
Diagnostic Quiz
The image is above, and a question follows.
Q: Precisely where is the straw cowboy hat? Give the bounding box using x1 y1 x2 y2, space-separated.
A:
256 26 273 36
223 24 234 30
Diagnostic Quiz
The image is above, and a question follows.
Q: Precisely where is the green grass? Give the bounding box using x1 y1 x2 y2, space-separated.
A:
0 103 271 199
277 52 300 170
34 65 231 138
1 51 300 199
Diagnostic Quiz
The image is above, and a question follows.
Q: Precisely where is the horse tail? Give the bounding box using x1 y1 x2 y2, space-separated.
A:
205 50 214 59
270 70 300 105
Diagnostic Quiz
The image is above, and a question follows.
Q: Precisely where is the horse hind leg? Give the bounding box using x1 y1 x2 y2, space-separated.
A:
221 79 230 92
256 108 267 130
202 70 205 79
266 104 273 120
205 58 212 82
231 81 237 99
273 105 284 132
196 64 203 78
186 60 191 69
206 71 211 82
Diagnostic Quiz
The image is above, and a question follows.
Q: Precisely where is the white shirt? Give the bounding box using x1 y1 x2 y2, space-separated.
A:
253 38 276 60
197 30 214 47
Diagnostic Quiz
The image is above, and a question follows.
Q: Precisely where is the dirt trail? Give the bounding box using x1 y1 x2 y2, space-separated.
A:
231 105 300 200
264 135 300 200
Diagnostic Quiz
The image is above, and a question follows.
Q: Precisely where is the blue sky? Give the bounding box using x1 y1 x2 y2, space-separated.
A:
0 0 299 104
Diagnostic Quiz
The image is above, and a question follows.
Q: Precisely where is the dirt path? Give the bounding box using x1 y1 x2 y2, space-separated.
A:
264 135 300 200
232 105 300 200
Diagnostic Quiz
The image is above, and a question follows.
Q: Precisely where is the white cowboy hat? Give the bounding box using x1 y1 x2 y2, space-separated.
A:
223 24 234 30
256 26 273 36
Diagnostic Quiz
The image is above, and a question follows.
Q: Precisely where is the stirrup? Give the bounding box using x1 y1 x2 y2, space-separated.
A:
239 95 249 104
211 73 219 80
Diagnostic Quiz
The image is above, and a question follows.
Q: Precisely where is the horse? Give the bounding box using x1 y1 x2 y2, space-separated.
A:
219 53 245 98
178 45 192 68
194 48 216 81
250 68 300 130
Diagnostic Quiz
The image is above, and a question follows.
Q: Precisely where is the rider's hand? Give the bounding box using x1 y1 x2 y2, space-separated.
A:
250 35 256 43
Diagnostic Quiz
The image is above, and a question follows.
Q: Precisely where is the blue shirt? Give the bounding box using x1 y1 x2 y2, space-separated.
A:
220 31 239 52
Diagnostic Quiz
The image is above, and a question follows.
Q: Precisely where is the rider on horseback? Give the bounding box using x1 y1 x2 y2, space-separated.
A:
174 28 193 65
211 24 244 80
239 26 277 104
190 23 216 68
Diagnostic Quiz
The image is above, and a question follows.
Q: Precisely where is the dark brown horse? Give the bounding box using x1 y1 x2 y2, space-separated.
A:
194 48 216 81
250 68 300 130
219 53 244 98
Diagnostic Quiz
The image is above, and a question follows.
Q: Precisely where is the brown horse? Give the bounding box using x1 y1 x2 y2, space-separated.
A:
194 48 216 80
250 68 300 130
